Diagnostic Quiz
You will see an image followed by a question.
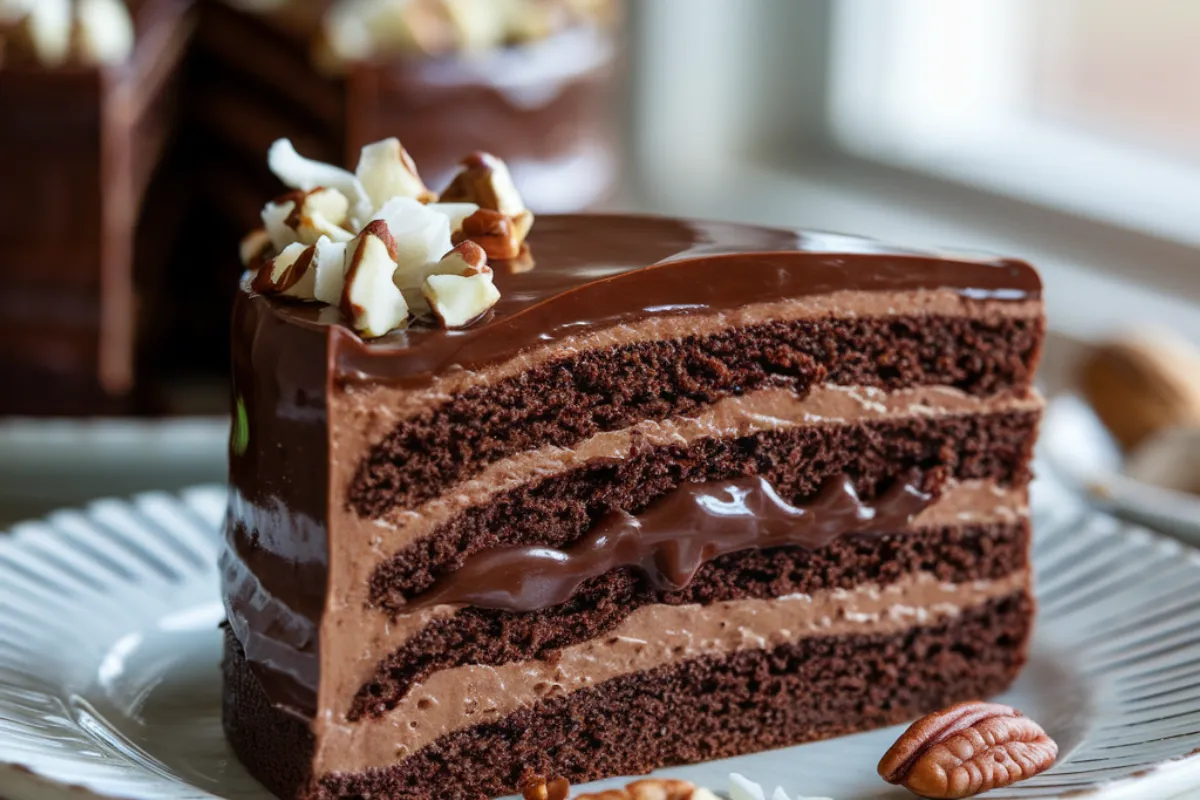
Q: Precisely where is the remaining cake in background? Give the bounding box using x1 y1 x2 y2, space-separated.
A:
0 0 620 415
194 0 620 221
0 0 192 414
221 139 1044 800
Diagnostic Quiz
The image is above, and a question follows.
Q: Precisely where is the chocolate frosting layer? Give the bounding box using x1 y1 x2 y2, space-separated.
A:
255 214 1042 387
223 275 332 718
408 472 935 613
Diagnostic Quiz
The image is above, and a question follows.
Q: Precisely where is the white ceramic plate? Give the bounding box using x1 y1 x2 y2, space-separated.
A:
4 484 1200 800
1040 394 1200 543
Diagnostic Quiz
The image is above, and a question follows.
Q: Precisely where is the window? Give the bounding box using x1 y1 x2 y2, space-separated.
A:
830 0 1200 246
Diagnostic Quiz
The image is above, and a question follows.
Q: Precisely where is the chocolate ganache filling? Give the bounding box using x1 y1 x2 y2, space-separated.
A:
404 472 937 613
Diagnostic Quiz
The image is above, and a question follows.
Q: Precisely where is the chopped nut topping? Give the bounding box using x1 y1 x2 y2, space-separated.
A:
356 138 437 209
426 201 481 235
251 242 317 300
453 208 524 260
441 153 533 258
878 701 1058 798
422 259 500 329
340 220 408 338
286 187 354 244
268 139 367 215
432 240 490 277
372 196 454 292
251 137 534 335
261 191 303 251
312 236 350 305
441 151 528 217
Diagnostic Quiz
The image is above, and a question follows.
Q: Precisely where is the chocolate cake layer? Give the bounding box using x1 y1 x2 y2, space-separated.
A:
353 519 1030 719
349 384 1037 554
369 410 1039 601
350 312 1043 513
224 591 1032 800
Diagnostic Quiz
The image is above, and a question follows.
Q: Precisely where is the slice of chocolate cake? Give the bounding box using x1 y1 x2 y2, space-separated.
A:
221 140 1044 800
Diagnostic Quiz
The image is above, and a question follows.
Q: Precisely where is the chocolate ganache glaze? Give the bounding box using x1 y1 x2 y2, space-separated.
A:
223 213 1042 720
407 472 936 613
258 214 1042 388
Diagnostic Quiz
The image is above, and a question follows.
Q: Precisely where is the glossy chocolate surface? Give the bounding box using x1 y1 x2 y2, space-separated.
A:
223 283 330 718
408 472 935 613
257 213 1041 387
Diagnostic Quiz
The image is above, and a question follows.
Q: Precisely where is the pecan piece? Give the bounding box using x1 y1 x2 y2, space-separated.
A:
522 776 570 800
576 778 716 800
878 701 1058 799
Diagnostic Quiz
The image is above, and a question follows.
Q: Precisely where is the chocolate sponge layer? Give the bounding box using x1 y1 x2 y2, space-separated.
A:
353 520 1029 719
350 313 1044 515
370 410 1039 604
223 592 1033 800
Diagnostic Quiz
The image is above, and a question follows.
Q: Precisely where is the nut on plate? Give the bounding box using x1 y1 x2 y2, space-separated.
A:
878 701 1057 798
523 775 718 800
1079 331 1200 451
522 776 570 800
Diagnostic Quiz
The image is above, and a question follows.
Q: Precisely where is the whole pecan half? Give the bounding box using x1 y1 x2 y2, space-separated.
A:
878 701 1058 798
